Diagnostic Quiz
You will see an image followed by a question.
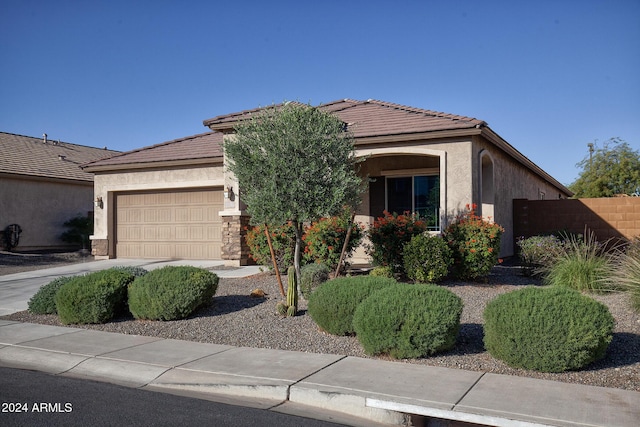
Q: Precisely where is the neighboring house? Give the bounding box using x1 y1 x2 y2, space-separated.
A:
0 132 120 252
83 99 572 264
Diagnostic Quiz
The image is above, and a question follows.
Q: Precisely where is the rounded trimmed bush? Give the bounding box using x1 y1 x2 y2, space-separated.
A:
403 234 453 283
300 263 330 299
307 276 397 335
353 284 463 358
110 265 149 277
28 276 74 314
128 266 219 321
55 269 134 324
483 286 614 372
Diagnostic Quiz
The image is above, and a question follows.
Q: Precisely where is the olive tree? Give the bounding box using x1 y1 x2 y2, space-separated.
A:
223 102 363 283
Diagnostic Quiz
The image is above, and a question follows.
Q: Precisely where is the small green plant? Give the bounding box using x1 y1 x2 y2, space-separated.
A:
55 269 134 324
540 230 615 293
286 266 298 316
307 276 397 335
302 208 363 271
369 266 394 278
300 263 330 299
483 286 614 372
367 211 427 274
60 215 93 250
28 276 74 314
516 234 567 275
245 223 297 271
444 204 503 281
128 266 219 321
353 283 463 359
403 233 453 283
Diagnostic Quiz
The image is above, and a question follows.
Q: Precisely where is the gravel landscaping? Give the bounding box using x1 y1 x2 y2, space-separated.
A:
1 252 639 392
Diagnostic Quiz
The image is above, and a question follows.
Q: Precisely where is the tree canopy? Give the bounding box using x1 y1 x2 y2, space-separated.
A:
569 138 640 198
223 102 364 279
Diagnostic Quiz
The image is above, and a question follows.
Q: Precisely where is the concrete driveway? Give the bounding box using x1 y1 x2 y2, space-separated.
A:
0 258 263 316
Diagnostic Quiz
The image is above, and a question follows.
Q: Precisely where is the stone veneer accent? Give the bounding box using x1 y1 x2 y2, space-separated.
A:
221 215 252 265
91 238 108 257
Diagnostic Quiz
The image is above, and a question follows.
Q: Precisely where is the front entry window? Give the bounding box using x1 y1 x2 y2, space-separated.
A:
386 176 440 230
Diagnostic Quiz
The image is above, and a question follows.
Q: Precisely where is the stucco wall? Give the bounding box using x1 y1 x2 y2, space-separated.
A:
351 139 473 264
0 176 93 251
91 165 225 241
472 137 570 256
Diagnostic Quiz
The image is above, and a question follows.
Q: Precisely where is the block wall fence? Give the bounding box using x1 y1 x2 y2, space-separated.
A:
513 197 640 248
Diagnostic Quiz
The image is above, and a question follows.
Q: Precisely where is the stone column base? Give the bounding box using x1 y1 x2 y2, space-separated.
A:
91 238 108 257
220 215 252 265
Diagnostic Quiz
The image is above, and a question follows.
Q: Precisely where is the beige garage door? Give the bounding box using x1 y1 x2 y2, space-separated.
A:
115 189 223 259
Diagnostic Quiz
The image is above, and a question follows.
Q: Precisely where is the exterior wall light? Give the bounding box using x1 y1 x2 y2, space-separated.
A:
94 197 103 209
224 186 234 200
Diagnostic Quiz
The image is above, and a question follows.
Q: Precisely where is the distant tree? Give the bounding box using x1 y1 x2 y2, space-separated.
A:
223 103 364 283
569 138 640 198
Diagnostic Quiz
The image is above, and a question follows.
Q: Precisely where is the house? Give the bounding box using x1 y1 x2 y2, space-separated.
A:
0 132 120 252
83 100 572 264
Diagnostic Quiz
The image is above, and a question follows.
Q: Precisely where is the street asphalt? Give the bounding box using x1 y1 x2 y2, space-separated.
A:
0 259 639 426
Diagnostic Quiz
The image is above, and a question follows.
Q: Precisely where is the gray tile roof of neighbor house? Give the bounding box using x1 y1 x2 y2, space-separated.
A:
81 132 223 171
0 132 120 182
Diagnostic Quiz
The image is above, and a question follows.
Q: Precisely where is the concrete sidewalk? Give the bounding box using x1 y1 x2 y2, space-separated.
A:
1 261 639 426
0 321 638 426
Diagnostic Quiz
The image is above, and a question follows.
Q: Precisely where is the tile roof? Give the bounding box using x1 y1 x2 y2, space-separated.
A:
0 132 120 182
203 99 486 138
82 131 223 169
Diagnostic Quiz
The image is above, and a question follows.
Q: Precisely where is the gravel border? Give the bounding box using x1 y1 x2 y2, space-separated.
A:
2 256 639 392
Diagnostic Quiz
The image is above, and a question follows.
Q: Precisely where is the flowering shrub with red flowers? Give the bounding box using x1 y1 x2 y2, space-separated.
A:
245 223 297 271
443 204 504 280
367 211 428 274
303 209 363 271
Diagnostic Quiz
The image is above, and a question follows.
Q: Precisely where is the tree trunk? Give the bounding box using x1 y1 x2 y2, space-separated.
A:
334 211 356 277
264 224 285 296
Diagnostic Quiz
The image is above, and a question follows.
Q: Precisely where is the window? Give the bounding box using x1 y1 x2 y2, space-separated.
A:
386 175 440 230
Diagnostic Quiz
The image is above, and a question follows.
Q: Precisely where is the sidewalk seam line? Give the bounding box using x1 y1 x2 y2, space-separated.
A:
452 371 485 408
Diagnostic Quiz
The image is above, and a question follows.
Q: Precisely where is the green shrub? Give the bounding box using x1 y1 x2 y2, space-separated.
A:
403 233 453 283
28 276 75 314
307 276 397 335
55 269 134 324
245 223 297 271
369 266 394 278
110 265 148 277
300 263 331 299
443 204 503 281
128 266 219 321
353 284 463 359
367 211 427 274
516 234 567 275
303 208 363 271
483 286 614 372
540 230 614 293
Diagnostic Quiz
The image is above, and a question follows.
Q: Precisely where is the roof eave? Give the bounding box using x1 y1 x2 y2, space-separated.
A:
0 171 93 185
354 127 483 145
82 157 223 173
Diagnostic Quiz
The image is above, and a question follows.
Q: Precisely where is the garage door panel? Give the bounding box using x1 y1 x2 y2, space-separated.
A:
116 189 223 260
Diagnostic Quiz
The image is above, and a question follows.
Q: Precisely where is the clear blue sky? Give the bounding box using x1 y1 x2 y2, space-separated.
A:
2 0 638 186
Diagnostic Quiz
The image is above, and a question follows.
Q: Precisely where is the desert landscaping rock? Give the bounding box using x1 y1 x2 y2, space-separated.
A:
1 254 639 392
